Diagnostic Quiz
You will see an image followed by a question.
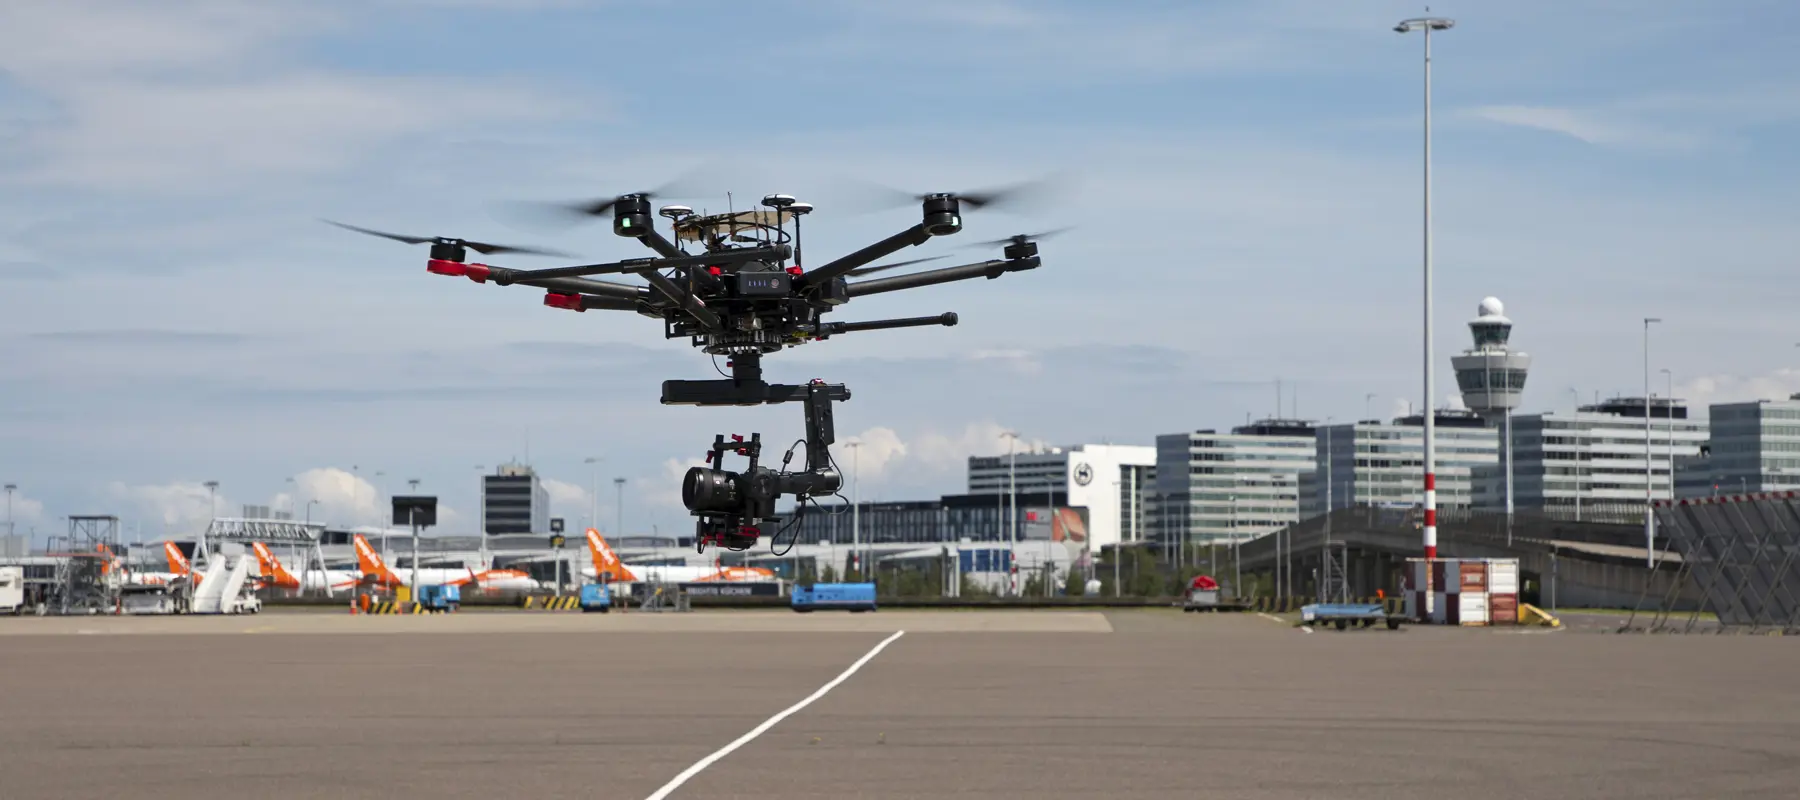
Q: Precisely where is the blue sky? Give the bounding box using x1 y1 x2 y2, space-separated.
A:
3 0 1799 542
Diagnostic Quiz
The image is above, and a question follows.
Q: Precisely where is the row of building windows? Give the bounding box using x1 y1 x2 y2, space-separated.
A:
1454 368 1529 392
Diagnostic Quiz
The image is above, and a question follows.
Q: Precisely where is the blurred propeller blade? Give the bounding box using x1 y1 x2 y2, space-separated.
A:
322 219 435 245
321 219 572 258
831 173 1067 215
965 226 1074 249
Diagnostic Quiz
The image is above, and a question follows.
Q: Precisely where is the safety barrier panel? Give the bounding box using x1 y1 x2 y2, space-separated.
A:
521 595 581 610
1630 493 1800 634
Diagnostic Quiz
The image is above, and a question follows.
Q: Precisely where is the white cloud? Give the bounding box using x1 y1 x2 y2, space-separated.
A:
1678 369 1800 416
1465 105 1711 152
19 74 572 190
106 479 230 535
833 422 1054 490
0 2 589 191
640 457 712 520
541 477 597 528
1 486 45 529
1389 397 1413 421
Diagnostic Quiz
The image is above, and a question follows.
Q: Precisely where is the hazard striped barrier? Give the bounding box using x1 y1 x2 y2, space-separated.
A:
521 595 581 610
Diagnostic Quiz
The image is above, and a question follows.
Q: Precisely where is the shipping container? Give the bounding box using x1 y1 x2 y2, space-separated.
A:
1459 561 1487 591
1457 591 1490 626
1489 593 1518 625
1489 560 1520 595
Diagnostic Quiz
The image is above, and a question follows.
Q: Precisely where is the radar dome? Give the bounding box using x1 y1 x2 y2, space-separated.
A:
1478 296 1505 318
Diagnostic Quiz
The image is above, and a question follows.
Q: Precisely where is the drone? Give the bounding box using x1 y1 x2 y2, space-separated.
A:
329 182 1061 552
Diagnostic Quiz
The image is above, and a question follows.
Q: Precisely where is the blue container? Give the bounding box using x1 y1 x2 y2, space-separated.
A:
579 583 611 612
418 583 460 610
791 582 877 612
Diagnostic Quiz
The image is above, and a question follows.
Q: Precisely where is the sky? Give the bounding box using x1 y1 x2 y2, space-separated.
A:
3 0 1799 544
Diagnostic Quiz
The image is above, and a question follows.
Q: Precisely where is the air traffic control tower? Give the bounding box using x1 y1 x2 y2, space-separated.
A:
1452 297 1531 517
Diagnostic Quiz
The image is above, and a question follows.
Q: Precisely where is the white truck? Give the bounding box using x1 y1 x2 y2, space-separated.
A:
0 566 25 614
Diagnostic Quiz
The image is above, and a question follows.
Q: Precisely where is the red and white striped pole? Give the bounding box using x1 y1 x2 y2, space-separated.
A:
1396 15 1452 561
1424 472 1437 560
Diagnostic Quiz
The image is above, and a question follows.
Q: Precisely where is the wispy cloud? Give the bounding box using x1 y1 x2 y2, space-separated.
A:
28 329 253 345
1465 105 1712 151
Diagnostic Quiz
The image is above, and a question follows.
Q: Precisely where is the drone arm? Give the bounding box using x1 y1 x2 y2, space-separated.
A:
843 256 1039 298
640 271 723 330
817 313 958 336
798 224 933 289
521 276 643 301
543 292 642 312
491 246 788 283
637 228 684 259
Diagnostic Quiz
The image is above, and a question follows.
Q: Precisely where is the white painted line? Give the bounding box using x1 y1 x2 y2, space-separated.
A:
1299 625 1314 634
1257 613 1285 624
644 630 906 800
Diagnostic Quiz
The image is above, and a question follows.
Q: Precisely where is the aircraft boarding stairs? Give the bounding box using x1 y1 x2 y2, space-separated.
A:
190 546 259 614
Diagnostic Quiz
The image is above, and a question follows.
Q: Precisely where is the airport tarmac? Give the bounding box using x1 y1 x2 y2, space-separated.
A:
2 609 1797 800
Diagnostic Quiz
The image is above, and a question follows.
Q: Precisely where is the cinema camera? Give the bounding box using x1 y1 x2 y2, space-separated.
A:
328 177 1061 552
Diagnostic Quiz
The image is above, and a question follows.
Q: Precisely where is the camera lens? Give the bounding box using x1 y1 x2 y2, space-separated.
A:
682 467 741 513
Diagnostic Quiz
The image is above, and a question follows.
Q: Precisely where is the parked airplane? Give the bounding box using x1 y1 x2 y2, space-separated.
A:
104 542 194 586
352 534 541 592
252 542 361 593
583 528 778 584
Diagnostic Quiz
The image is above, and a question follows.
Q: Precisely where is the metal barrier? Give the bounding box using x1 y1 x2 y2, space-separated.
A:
521 595 580 610
1628 493 1800 634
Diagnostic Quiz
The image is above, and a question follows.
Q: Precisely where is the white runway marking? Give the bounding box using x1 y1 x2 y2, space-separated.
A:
1299 625 1315 634
1257 613 1286 625
644 630 906 800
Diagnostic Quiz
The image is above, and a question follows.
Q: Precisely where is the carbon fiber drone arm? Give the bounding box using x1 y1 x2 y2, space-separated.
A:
844 256 1039 298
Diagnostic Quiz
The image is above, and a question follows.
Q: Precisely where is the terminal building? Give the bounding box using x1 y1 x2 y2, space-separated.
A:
482 462 549 535
966 443 1155 551
1477 396 1708 523
1151 419 1317 550
1301 409 1499 519
1687 395 1800 496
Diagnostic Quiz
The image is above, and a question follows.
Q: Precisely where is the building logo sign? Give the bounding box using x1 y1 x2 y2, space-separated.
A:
1073 463 1094 486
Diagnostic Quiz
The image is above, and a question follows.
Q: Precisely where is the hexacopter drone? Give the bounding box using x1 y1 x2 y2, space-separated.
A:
329 182 1061 553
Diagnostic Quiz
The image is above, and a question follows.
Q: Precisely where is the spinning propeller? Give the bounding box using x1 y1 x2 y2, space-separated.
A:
322 220 571 257
965 226 1074 249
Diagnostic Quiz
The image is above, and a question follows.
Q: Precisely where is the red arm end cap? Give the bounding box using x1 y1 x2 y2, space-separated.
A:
463 263 492 283
544 292 585 312
426 259 467 277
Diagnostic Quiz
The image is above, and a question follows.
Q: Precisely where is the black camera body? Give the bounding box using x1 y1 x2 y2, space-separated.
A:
680 381 846 551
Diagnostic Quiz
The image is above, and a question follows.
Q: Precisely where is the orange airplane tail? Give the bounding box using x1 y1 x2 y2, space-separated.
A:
164 541 191 576
353 534 404 586
252 542 301 588
586 528 637 583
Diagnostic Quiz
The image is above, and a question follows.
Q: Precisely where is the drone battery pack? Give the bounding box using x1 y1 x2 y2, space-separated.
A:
730 272 791 297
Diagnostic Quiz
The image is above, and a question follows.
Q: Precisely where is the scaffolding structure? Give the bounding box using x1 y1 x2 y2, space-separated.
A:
45 516 123 615
1319 541 1350 604
199 517 330 596
1625 494 1800 634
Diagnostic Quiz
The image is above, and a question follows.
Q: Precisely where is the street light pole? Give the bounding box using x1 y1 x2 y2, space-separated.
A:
1644 316 1662 567
408 478 421 593
585 456 601 530
3 484 14 539
475 465 488 567
613 478 626 540
1662 367 1674 506
1396 13 1454 562
202 480 220 566
1001 431 1020 595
